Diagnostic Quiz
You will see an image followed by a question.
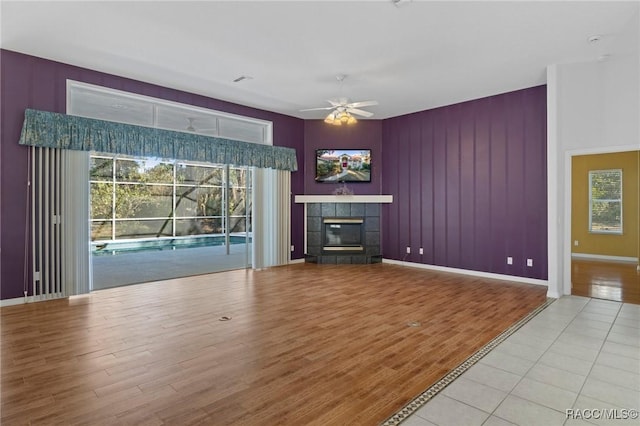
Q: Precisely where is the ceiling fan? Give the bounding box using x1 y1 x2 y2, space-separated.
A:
185 117 217 134
300 75 378 125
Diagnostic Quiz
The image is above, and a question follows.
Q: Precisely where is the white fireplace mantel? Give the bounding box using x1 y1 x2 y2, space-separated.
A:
294 195 393 204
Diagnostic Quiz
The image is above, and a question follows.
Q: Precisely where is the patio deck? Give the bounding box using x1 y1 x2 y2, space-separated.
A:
91 243 250 290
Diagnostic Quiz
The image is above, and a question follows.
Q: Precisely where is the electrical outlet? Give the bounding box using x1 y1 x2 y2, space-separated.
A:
290 245 295 252
406 247 411 254
574 240 579 246
419 247 424 255
507 256 513 265
527 258 533 267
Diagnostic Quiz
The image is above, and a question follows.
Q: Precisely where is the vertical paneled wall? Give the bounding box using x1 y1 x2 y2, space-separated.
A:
0 49 305 300
381 86 547 279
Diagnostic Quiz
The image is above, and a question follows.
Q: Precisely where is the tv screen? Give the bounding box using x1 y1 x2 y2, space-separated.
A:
315 149 371 183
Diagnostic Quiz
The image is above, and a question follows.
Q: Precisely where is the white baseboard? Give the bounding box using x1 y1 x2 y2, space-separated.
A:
2 260 555 306
546 290 562 299
1 293 65 307
0 297 31 307
571 253 638 264
382 258 551 291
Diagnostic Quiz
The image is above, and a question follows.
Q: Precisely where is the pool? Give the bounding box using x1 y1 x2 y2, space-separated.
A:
92 235 250 256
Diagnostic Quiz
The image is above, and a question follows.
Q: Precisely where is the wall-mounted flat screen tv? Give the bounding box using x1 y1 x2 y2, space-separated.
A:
315 149 371 183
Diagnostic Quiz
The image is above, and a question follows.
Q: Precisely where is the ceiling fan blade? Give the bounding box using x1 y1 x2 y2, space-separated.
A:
346 108 374 118
300 106 335 112
346 100 378 108
330 98 351 107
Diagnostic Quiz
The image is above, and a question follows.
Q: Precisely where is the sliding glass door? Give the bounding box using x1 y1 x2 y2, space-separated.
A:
90 153 252 289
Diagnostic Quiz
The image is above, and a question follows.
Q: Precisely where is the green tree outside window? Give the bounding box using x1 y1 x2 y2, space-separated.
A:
589 169 623 234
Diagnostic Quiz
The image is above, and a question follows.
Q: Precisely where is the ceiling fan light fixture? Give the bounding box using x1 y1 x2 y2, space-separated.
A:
324 111 358 126
336 111 357 125
324 111 340 125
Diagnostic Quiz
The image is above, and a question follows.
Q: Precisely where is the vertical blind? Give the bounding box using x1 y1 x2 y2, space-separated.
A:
28 147 91 299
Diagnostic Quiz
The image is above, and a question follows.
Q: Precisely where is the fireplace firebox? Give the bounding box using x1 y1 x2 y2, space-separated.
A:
302 201 383 264
322 217 364 253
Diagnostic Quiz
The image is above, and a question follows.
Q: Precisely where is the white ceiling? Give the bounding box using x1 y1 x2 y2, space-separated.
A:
1 1 638 120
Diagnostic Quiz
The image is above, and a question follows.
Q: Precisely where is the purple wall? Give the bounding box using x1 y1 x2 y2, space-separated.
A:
1 49 548 300
303 120 382 195
0 49 305 300
381 86 548 279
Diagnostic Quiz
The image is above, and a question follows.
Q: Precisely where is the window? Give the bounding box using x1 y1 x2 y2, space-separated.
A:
90 154 251 243
68 80 273 145
589 169 622 234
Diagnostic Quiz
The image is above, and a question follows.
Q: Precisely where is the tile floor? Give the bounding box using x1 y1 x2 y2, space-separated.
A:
403 296 640 426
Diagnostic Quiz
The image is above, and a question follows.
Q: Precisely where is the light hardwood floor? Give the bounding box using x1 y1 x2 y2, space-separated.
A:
1 263 547 425
572 259 640 304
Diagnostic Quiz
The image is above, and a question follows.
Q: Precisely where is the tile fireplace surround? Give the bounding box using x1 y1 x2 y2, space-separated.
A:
294 195 393 264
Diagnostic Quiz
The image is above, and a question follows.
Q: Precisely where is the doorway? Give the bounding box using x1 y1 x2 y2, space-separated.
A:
570 150 640 303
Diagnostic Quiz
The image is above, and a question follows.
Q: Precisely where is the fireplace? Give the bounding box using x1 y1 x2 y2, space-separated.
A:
301 201 383 264
294 196 392 264
322 217 364 253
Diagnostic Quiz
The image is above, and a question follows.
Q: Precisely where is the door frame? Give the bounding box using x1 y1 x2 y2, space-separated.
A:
563 144 640 296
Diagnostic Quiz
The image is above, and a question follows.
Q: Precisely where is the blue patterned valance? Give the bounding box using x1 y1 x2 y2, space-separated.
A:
18 109 298 171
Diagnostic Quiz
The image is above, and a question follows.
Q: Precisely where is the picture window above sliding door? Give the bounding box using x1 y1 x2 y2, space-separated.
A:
588 169 623 234
67 80 272 145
